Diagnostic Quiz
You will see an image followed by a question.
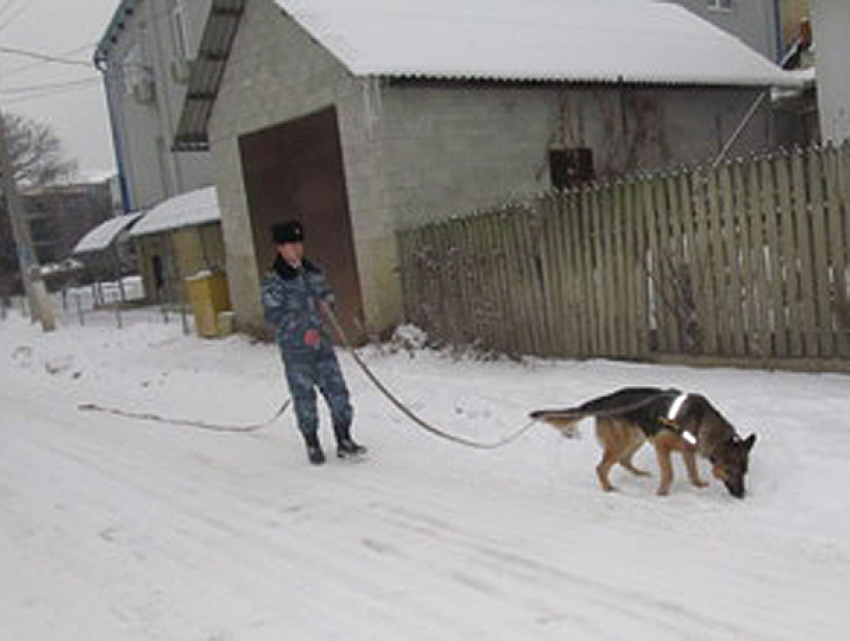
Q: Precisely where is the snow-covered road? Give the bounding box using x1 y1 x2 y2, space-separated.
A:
1 311 848 639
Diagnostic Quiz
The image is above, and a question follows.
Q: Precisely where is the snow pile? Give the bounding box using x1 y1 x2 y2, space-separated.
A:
1 308 848 639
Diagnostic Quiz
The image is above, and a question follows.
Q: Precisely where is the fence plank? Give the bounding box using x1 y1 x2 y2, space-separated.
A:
774 153 802 356
732 159 755 356
719 161 746 356
584 188 602 354
824 145 850 356
652 175 675 352
791 150 819 357
807 148 834 357
518 207 547 354
552 193 578 356
622 180 640 355
746 158 771 357
571 191 588 355
702 168 724 354
662 172 685 352
841 144 850 355
677 170 701 354
607 185 623 355
488 212 520 354
760 156 784 357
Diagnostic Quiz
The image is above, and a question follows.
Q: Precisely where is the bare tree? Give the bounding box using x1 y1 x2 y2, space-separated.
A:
0 112 77 293
2 112 76 187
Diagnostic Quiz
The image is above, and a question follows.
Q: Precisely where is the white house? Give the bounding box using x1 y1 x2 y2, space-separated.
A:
95 0 214 211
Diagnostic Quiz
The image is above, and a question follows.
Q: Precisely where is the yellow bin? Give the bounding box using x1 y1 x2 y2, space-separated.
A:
186 270 231 338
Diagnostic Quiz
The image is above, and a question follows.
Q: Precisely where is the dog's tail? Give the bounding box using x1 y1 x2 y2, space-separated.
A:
529 408 590 439
530 390 675 438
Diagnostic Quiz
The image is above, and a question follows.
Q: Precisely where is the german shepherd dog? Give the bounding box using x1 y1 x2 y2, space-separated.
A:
530 387 757 498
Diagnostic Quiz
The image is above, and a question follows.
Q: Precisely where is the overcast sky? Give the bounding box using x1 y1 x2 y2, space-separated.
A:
0 0 119 180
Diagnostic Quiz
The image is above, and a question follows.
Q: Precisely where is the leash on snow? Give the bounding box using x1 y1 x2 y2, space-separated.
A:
76 309 535 448
77 399 292 433
324 307 537 450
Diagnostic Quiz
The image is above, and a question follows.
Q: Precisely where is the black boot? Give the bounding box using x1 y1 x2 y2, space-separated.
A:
334 424 366 459
304 432 326 465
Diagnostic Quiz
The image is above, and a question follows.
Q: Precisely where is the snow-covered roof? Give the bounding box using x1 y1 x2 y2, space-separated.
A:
277 0 799 87
130 187 220 238
73 213 143 255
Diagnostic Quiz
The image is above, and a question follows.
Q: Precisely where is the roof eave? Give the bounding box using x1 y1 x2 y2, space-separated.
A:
93 0 139 68
376 70 803 91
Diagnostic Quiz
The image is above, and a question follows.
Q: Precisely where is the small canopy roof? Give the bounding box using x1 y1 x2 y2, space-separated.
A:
130 186 221 238
73 212 144 255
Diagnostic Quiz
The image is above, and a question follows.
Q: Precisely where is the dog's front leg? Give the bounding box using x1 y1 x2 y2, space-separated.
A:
652 437 676 496
683 449 708 488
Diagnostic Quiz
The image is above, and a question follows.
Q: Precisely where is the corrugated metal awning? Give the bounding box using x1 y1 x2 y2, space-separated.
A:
173 0 246 152
130 187 220 238
73 212 144 255
277 0 799 88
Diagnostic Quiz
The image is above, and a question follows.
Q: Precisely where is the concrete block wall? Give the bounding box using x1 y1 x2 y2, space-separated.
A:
376 83 773 229
208 0 397 335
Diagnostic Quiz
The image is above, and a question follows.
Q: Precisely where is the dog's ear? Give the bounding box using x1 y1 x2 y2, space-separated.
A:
743 434 757 451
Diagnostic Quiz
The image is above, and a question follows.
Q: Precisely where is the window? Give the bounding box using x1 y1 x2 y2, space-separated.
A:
707 0 732 11
171 0 189 60
549 148 595 190
122 44 144 95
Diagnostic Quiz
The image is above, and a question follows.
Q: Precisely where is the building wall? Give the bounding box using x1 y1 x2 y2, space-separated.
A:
208 0 782 335
377 83 773 229
135 221 225 303
208 0 391 334
811 0 850 143
98 0 213 211
670 0 780 62
24 181 113 264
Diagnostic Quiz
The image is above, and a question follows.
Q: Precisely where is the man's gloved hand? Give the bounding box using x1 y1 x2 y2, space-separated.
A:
304 327 321 348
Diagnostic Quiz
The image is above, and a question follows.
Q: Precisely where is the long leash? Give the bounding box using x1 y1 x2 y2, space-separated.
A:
323 307 536 450
76 309 536 448
78 399 291 433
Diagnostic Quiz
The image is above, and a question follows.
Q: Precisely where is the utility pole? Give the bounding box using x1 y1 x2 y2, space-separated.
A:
0 104 56 332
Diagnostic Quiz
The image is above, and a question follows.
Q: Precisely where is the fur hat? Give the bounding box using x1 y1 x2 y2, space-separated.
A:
272 220 304 244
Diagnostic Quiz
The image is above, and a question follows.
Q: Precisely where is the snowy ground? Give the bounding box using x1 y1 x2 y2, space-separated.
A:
1 306 849 640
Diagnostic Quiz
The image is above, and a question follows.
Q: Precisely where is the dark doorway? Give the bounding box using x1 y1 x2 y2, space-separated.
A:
151 254 165 302
239 106 364 342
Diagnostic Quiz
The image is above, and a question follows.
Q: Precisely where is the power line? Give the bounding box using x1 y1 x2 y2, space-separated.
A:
1 0 196 78
3 79 101 106
2 77 100 96
0 44 92 68
3 43 97 78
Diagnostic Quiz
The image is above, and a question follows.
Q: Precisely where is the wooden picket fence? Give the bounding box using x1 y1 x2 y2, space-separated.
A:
397 142 850 367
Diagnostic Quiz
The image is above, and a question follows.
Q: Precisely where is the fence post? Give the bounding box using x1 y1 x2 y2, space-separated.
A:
75 292 85 326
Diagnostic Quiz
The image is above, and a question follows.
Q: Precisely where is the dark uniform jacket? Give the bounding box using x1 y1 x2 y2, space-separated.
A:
261 257 334 355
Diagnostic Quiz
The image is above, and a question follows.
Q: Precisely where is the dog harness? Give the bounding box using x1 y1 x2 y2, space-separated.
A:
660 392 697 445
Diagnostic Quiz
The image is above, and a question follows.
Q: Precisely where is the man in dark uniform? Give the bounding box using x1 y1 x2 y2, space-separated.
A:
262 220 365 464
